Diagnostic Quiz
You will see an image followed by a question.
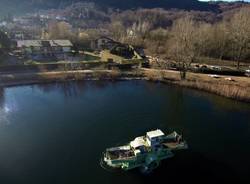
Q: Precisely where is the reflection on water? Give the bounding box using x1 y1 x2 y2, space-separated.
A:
0 87 4 109
188 89 250 112
0 87 19 127
0 81 249 184
34 81 112 98
0 107 10 126
34 82 84 98
0 87 9 126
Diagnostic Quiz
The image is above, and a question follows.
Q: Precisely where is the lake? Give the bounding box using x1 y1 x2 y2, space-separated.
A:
0 81 249 184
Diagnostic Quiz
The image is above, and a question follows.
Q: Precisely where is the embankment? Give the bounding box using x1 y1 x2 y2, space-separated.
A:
0 70 143 87
0 68 249 103
142 69 250 103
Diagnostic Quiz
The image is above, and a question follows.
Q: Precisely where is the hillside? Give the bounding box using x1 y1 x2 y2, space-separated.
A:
0 0 220 17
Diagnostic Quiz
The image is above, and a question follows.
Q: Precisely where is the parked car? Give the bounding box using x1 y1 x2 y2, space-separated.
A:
208 74 221 78
210 66 222 71
201 65 208 69
245 70 250 77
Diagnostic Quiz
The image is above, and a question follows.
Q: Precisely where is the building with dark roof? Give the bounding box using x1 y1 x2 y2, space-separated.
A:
16 40 73 61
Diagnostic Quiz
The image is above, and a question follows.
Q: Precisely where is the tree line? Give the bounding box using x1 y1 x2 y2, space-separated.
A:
110 7 250 67
44 7 249 78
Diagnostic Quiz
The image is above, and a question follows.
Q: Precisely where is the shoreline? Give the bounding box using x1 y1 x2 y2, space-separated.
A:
0 69 249 103
142 69 250 103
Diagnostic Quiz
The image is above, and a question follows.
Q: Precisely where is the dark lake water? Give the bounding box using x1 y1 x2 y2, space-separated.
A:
0 81 249 184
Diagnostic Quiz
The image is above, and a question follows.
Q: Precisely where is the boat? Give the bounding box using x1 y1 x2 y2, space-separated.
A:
101 129 188 173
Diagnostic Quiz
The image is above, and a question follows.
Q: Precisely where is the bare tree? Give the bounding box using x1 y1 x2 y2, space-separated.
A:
147 28 169 56
207 22 230 60
109 21 126 42
195 23 212 59
229 8 250 69
48 21 73 40
168 16 198 80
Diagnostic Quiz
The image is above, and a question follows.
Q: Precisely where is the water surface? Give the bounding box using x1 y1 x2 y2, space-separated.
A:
0 81 249 184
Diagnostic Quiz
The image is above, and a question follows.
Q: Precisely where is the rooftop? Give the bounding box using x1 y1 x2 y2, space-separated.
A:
17 40 73 48
130 137 145 148
146 129 165 139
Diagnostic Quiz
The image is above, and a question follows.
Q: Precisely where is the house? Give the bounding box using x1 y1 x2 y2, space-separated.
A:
16 40 73 61
100 43 144 64
91 36 119 51
10 31 25 40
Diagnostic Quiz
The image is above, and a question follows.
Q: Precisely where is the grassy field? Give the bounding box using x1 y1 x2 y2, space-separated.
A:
142 68 250 102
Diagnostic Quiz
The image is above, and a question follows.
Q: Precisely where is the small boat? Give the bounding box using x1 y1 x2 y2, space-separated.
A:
101 129 188 173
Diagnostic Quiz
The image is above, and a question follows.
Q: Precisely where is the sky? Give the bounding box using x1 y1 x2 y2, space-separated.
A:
199 0 250 2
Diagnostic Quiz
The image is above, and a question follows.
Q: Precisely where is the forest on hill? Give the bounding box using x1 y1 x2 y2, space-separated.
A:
0 0 225 16
0 0 249 66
